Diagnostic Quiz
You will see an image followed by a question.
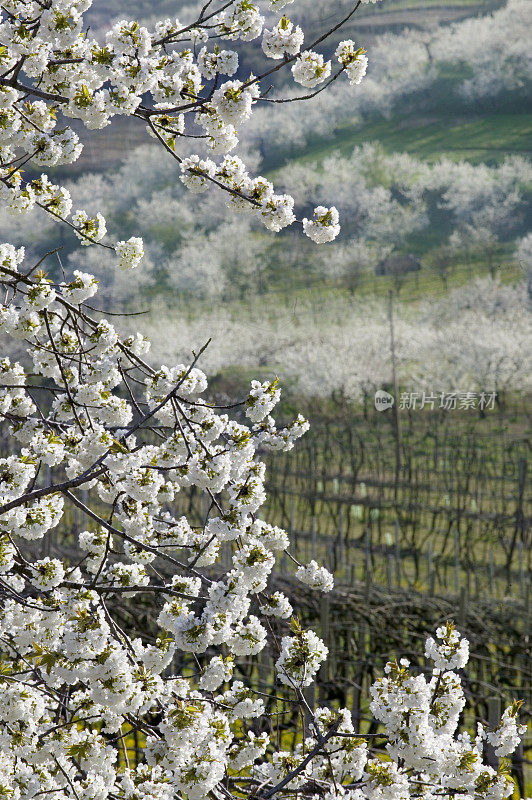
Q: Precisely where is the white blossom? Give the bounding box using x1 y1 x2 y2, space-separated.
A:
292 51 331 88
262 16 304 59
115 237 144 270
295 559 334 592
303 205 341 243
276 628 328 687
0 1 524 797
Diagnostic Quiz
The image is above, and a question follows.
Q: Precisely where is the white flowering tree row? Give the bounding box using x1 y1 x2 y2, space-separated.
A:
0 0 376 249
131 277 531 404
239 0 530 164
4 142 527 304
0 0 526 798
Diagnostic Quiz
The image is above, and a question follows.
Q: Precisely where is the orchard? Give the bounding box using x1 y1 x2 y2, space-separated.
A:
0 0 527 798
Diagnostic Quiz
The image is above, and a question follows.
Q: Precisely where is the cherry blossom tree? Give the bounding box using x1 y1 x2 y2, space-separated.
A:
429 244 454 289
0 1 526 798
515 232 532 301
432 0 530 103
138 278 532 403
0 0 379 249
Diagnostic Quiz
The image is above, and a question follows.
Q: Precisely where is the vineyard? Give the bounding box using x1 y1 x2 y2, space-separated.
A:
9 395 531 789
172 398 530 597
168 399 532 790
264 405 530 599
111 576 530 793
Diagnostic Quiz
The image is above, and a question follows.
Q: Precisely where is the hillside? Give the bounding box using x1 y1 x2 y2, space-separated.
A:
85 0 500 33
264 113 532 170
2 0 530 334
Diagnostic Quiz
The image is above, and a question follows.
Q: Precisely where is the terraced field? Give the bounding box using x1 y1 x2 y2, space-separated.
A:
282 113 532 167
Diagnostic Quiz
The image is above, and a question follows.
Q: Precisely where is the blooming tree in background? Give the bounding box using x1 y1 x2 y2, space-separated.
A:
0 0 377 249
516 232 532 299
0 0 526 798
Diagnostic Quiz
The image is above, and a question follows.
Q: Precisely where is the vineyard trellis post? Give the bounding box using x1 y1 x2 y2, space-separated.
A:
454 529 461 594
394 519 401 585
388 290 402 492
485 696 502 770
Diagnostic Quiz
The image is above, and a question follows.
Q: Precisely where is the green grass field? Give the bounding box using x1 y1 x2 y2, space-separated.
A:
162 244 523 319
267 113 532 171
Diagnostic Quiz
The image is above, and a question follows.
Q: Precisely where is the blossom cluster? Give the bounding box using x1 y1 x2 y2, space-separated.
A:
257 624 523 798
0 0 379 250
0 241 317 798
295 558 334 592
0 244 525 800
367 623 525 800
